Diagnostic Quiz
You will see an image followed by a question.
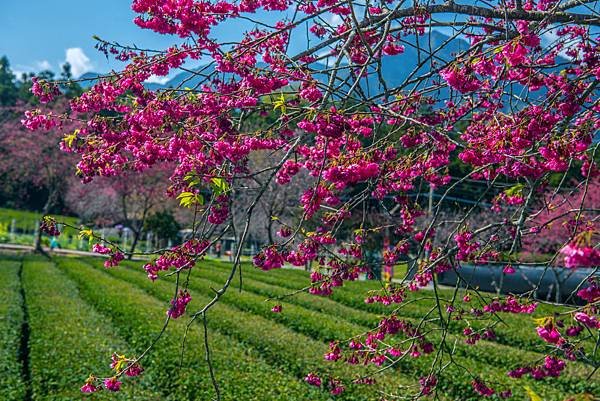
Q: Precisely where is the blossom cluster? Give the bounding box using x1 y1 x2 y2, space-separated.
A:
508 356 566 380
80 353 143 393
39 216 60 237
143 239 209 280
92 243 125 268
304 373 345 395
560 244 600 268
167 290 192 319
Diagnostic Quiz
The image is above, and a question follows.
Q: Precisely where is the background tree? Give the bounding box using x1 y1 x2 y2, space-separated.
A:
0 100 78 251
524 177 600 256
233 150 312 247
0 58 85 251
66 164 174 256
0 56 17 107
144 210 181 248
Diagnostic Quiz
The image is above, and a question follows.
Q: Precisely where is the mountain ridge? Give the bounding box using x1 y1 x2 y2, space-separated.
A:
77 31 471 90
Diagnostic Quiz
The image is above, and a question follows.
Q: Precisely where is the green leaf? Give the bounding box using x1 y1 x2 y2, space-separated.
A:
533 316 553 327
183 172 201 187
78 228 95 245
177 192 204 208
63 129 79 148
210 177 229 196
78 228 93 240
504 183 525 197
524 386 542 401
272 93 287 114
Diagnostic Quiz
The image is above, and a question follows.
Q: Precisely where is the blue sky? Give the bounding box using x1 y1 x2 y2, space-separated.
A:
0 0 292 80
2 1 594 81
0 1 176 78
0 0 502 80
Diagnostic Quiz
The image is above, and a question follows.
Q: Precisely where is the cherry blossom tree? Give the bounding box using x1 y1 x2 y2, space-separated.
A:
66 164 174 256
524 177 600 256
27 0 600 398
233 149 313 246
0 100 77 251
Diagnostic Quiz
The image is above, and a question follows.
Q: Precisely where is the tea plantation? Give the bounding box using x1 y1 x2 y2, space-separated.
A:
0 254 597 400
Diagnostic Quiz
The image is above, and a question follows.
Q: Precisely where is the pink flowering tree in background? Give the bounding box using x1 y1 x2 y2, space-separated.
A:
232 149 314 247
0 100 77 252
66 163 174 256
524 177 600 256
26 0 600 398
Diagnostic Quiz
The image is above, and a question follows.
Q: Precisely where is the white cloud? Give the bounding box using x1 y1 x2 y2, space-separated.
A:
35 60 52 71
12 70 26 80
328 14 343 26
315 49 348 68
144 75 172 85
65 48 93 77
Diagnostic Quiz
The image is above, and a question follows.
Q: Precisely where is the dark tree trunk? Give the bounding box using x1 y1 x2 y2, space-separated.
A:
128 229 141 260
266 218 274 244
34 189 57 257
126 197 151 260
33 222 45 254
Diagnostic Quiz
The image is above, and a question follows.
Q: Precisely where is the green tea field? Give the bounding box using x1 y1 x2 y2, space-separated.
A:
0 254 597 400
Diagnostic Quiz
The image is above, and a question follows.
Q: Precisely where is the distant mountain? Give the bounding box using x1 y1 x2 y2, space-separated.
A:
77 72 101 88
154 31 470 93
76 31 567 102
310 30 471 99
77 31 468 90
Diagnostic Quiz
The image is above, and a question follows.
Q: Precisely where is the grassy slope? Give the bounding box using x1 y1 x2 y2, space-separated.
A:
0 208 78 232
0 257 25 401
76 257 418 401
55 256 320 401
109 258 597 400
22 256 162 401
2 253 596 400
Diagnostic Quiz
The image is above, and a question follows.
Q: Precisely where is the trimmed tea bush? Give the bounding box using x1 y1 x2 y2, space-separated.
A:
0 258 25 401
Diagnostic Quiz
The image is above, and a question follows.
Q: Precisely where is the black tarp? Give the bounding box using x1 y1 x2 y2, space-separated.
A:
437 264 599 304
